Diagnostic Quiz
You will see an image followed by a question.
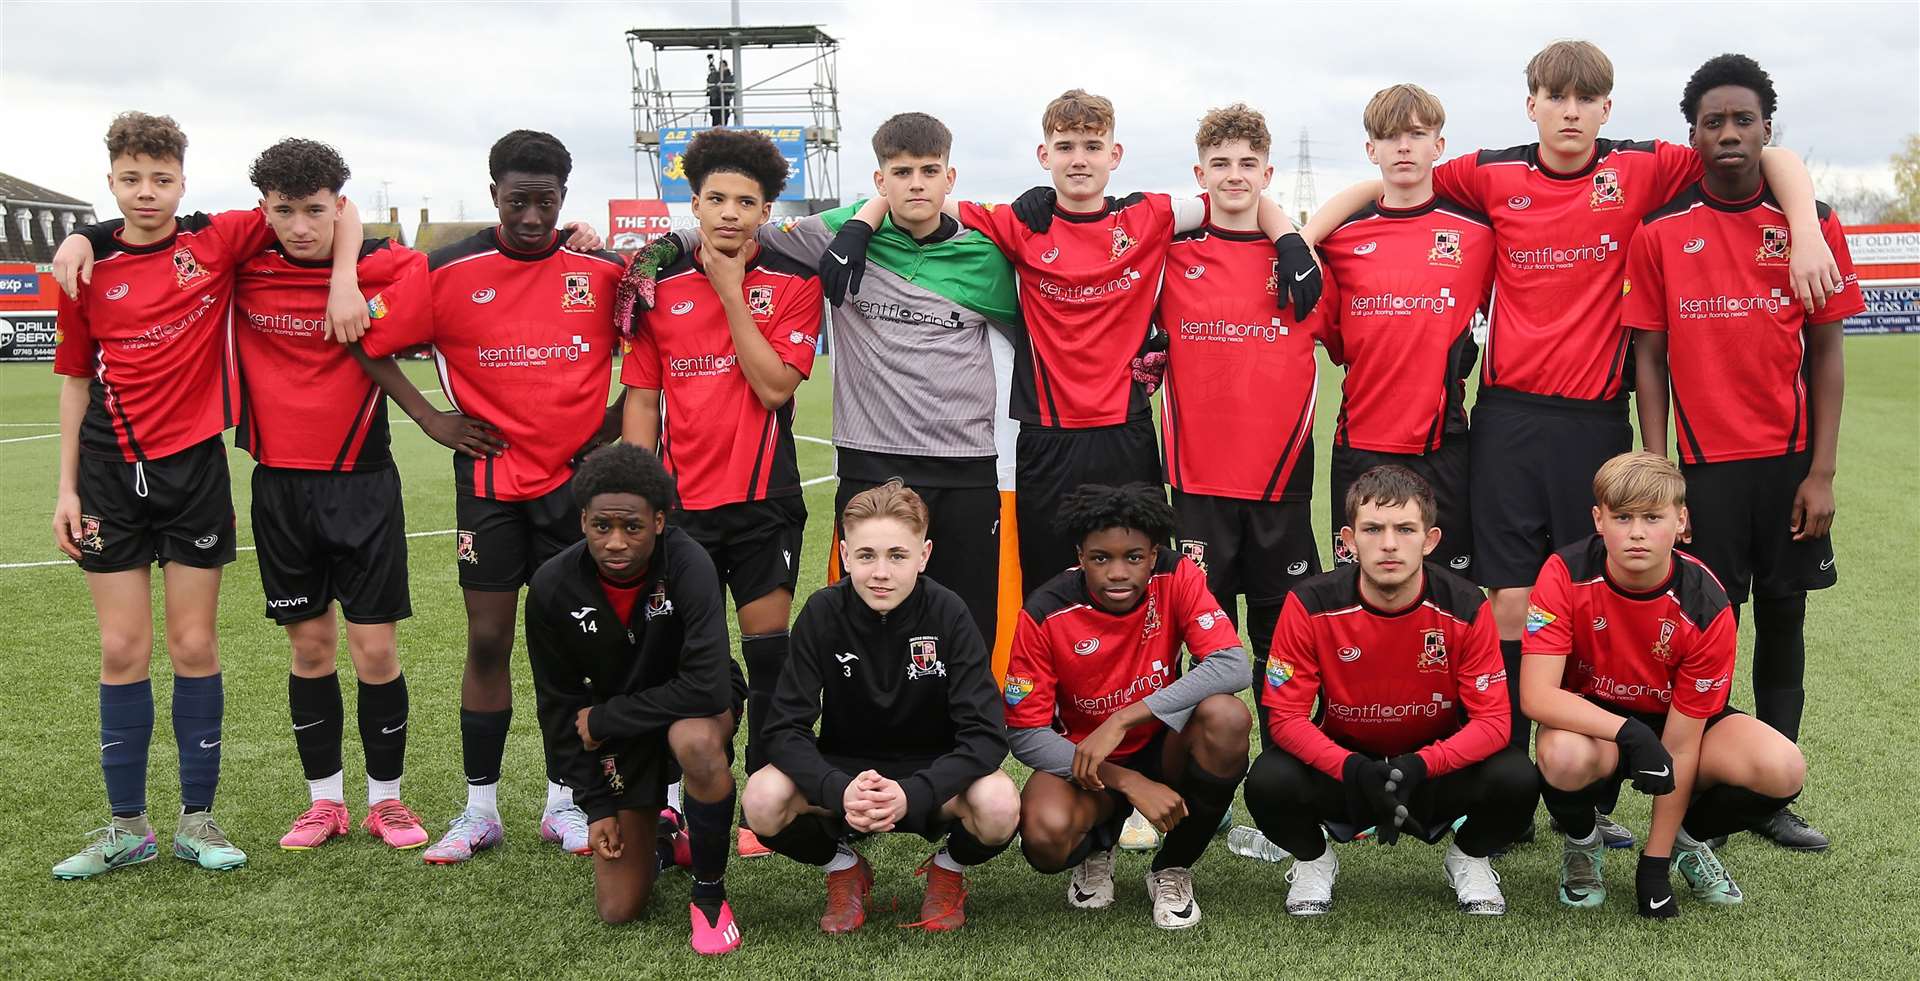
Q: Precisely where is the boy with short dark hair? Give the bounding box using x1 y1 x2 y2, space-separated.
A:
1625 53 1862 851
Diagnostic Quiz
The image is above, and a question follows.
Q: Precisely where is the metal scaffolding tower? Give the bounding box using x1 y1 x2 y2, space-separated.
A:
1289 128 1317 224
626 24 842 210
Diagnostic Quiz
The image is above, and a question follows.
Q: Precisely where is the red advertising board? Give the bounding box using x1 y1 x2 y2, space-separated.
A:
609 199 673 252
0 262 55 313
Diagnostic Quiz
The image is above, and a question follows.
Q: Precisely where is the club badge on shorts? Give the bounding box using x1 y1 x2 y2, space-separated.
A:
456 530 479 564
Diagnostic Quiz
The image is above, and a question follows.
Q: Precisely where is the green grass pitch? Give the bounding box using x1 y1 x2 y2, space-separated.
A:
1 342 1916 978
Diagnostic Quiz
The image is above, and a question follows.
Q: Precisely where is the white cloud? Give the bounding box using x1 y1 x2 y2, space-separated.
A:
3 0 1914 236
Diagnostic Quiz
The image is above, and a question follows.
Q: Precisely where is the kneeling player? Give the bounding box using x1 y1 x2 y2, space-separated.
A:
1006 484 1252 930
1245 466 1534 917
1522 452 1807 918
526 445 744 954
746 481 1017 933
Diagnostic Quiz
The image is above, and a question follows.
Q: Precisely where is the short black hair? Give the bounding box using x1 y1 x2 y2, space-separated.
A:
1680 53 1777 123
1343 464 1436 528
1056 483 1175 547
249 138 350 199
682 128 789 199
572 443 674 514
489 129 572 184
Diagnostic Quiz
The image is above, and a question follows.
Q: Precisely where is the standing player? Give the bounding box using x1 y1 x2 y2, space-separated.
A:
1626 55 1861 851
1316 84 1492 581
1522 452 1807 917
1157 103 1326 741
1304 43 1835 848
747 481 1018 934
622 128 822 855
1246 466 1534 917
526 444 744 953
49 113 367 879
1005 484 1252 930
633 112 1017 648
358 130 628 863
824 90 1319 595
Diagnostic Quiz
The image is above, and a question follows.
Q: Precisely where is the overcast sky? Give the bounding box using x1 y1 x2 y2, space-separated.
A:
4 1 1916 232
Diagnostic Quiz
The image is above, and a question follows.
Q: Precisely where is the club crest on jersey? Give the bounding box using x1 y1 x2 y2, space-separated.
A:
1756 226 1791 265
1141 593 1162 639
1178 540 1208 573
600 754 626 794
644 582 673 620
1428 229 1463 266
79 514 104 554
1651 618 1678 663
1589 169 1624 210
456 531 479 564
1265 258 1280 295
907 636 946 680
1525 604 1556 634
746 285 775 318
562 272 595 311
1110 224 1137 260
172 247 208 288
1004 674 1034 705
1267 656 1293 687
1418 629 1448 672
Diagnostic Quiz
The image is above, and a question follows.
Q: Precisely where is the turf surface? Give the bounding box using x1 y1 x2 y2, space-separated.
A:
1 345 1916 978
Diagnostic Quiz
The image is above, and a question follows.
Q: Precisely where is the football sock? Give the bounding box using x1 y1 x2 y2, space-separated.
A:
667 780 683 812
760 814 839 866
1154 758 1247 872
1248 602 1283 748
100 680 154 819
1542 780 1600 840
465 781 499 819
944 823 1010 867
1752 594 1809 742
289 673 344 783
740 633 787 773
1566 826 1601 847
1499 639 1529 751
545 781 573 812
1683 786 1800 843
368 777 401 805
459 706 511 809
824 843 859 874
357 675 408 784
684 786 735 919
173 673 223 813
309 770 345 804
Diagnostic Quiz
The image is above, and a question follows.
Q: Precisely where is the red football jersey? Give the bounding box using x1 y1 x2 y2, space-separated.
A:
1318 196 1494 453
1432 139 1702 400
1158 226 1324 501
1262 564 1509 779
959 194 1176 428
1622 185 1864 464
233 239 428 470
1002 551 1243 758
359 228 625 501
1522 537 1736 719
622 248 822 511
54 210 274 462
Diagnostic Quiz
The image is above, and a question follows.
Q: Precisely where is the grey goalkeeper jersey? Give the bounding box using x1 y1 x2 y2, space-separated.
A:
719 215 1013 460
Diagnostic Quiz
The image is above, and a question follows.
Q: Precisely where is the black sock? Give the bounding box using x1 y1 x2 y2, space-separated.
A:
683 785 735 916
1683 785 1801 843
1154 758 1247 872
1752 594 1808 742
459 707 512 788
289 673 344 783
945 822 1011 867
759 813 839 866
357 675 409 782
1500 639 1529 752
1542 778 1601 840
1248 603 1282 749
740 633 787 773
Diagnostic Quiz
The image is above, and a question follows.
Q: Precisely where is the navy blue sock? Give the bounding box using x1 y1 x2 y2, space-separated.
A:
100 680 154 818
172 674 224 813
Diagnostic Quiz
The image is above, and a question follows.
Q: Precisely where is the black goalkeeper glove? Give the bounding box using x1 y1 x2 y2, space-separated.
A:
1011 185 1058 234
819 219 874 306
1342 754 1404 845
1130 326 1170 396
1635 853 1679 919
1273 233 1322 322
1615 718 1676 796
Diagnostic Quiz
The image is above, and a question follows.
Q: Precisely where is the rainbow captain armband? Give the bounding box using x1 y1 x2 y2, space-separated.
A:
1525 605 1556 634
366 293 391 320
1004 675 1034 706
1266 656 1293 688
